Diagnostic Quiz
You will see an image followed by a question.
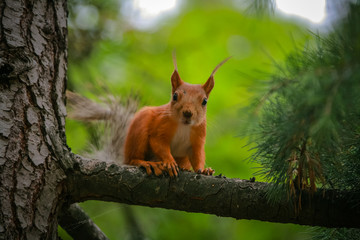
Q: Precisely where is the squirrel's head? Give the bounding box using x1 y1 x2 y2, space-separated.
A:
170 55 231 126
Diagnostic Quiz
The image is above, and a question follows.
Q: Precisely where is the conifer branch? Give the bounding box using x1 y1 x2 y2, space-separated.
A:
65 155 360 229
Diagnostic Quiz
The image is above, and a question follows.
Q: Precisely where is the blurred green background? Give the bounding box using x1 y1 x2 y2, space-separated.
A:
63 0 314 239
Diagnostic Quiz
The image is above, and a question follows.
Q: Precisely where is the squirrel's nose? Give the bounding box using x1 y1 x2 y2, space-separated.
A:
183 111 193 118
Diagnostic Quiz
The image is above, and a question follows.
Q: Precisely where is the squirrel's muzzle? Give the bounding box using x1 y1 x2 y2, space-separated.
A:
183 111 193 119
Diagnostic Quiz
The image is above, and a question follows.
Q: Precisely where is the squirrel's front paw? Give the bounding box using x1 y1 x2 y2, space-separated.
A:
196 168 215 176
140 162 165 176
162 161 179 177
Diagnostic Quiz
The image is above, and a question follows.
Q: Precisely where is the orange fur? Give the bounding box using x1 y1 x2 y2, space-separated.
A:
124 57 230 177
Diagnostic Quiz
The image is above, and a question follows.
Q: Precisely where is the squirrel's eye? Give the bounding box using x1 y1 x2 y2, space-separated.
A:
202 98 207 106
173 92 178 101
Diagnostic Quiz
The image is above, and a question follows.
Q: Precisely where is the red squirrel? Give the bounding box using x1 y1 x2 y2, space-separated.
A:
66 54 230 177
124 55 231 177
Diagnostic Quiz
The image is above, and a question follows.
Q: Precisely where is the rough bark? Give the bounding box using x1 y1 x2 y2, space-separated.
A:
0 0 69 239
66 155 360 229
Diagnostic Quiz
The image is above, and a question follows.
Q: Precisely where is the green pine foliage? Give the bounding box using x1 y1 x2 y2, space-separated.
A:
252 2 360 194
250 2 360 238
309 227 360 240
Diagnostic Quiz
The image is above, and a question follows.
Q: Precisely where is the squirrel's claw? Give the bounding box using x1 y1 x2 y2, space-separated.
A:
138 161 165 176
205 167 215 176
152 165 164 176
143 165 153 175
162 161 179 177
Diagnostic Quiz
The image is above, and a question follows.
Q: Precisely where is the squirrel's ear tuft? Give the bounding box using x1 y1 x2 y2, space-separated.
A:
171 69 183 93
203 76 214 96
203 56 231 96
171 51 183 93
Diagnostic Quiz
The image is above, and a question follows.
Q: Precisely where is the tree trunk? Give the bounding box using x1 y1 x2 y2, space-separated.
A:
0 0 68 238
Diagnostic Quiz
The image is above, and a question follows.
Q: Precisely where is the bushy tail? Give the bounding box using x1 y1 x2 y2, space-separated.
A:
66 90 137 163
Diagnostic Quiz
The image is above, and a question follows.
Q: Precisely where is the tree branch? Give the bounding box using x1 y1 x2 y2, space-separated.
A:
65 155 360 228
59 203 109 240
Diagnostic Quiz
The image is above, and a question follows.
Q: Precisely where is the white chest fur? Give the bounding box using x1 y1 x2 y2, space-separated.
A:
170 124 192 158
